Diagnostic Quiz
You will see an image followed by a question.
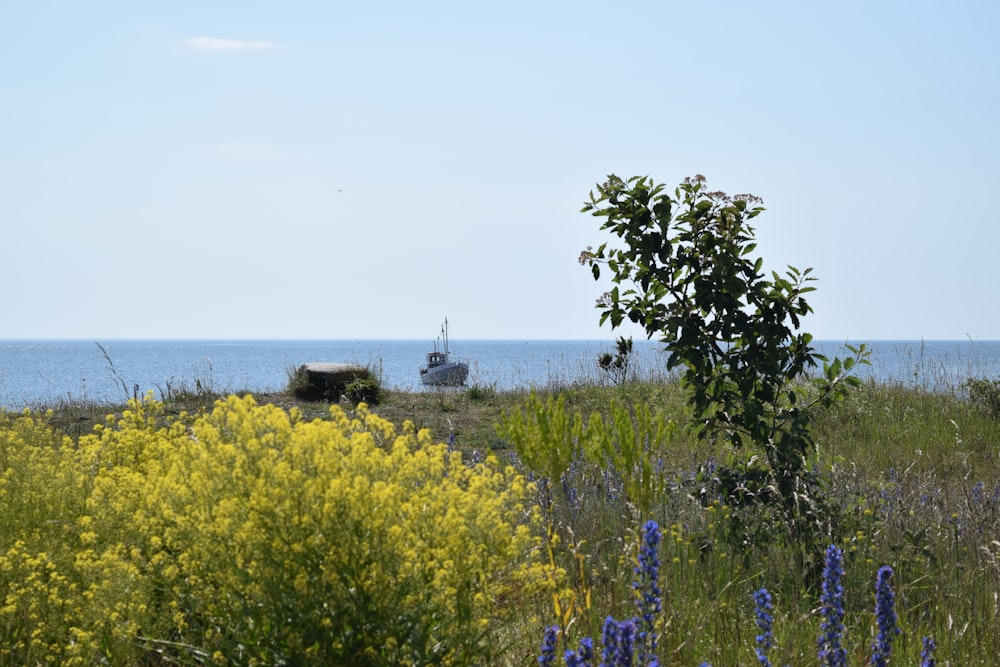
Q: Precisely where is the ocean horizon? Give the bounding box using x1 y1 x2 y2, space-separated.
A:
2 338 1000 408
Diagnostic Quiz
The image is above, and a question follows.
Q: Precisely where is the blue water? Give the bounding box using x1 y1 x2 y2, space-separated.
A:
1 339 999 408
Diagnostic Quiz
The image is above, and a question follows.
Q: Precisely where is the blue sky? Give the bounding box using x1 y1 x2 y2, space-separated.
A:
2 1 998 340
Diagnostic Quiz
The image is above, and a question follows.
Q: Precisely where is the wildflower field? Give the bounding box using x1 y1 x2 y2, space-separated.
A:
0 395 544 665
2 377 999 665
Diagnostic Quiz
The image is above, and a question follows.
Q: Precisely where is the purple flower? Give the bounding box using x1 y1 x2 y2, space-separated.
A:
753 587 774 667
634 520 662 664
920 636 936 667
617 619 636 667
539 625 559 667
578 637 595 667
600 616 619 667
566 637 595 667
818 545 846 667
871 565 899 667
599 617 636 667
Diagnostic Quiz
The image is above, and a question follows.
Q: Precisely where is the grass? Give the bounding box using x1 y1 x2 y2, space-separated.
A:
4 371 1000 665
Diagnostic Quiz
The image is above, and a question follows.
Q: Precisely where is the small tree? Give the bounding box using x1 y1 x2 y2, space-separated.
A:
580 174 867 555
598 336 635 386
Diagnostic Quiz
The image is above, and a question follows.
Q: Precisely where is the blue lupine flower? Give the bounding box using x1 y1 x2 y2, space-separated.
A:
539 625 559 666
634 520 662 664
871 565 899 667
599 617 638 667
818 544 846 667
568 485 580 510
600 616 620 667
972 480 984 505
753 587 775 667
617 618 636 667
566 637 595 667
920 636 936 667
578 637 595 667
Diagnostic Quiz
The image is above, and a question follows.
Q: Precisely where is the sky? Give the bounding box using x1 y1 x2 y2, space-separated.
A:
2 1 998 341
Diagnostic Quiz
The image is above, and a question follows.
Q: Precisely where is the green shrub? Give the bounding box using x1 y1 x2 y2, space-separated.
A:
965 377 1000 419
579 174 869 573
344 376 384 405
285 364 313 398
465 384 497 402
597 336 634 386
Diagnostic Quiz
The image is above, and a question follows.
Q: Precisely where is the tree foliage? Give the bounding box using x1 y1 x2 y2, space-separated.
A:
580 174 867 521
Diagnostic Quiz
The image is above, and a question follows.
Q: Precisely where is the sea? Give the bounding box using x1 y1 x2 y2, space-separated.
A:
2 339 1000 409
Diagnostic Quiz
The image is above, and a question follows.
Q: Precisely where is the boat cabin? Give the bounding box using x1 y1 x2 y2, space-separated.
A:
425 351 448 368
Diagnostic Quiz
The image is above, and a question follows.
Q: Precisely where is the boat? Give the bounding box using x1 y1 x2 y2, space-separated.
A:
419 319 469 386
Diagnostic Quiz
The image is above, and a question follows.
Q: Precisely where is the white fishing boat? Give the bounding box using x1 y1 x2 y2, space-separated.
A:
419 319 469 386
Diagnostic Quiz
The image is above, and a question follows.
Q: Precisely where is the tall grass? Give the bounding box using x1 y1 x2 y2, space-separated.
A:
1 375 998 664
498 378 1000 665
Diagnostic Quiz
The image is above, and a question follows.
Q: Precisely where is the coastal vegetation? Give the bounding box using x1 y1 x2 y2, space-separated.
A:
2 369 998 664
577 173 870 576
1 174 998 664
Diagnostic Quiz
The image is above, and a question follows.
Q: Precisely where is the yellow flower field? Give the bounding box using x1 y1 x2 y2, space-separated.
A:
0 395 546 666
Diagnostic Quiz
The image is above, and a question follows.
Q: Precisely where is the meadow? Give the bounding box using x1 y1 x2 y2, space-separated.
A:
1 370 999 665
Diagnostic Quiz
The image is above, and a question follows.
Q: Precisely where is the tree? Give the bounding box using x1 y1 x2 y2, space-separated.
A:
597 336 634 386
580 174 867 550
